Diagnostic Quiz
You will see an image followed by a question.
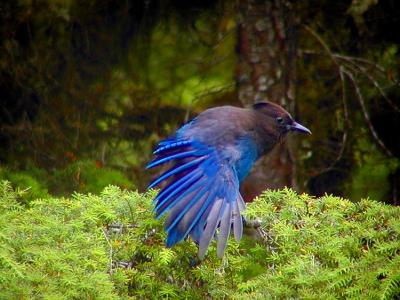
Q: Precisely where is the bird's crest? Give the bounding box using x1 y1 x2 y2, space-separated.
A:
253 101 292 120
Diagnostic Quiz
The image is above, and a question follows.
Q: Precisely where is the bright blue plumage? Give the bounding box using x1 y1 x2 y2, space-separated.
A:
147 102 311 258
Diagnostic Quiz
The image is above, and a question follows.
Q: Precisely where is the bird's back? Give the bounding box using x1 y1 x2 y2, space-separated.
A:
177 106 256 150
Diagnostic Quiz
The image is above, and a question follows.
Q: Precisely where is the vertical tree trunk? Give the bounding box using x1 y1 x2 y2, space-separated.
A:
236 0 299 201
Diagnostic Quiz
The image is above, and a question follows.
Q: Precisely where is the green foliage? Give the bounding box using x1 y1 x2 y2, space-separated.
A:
347 0 378 29
0 181 117 299
141 17 236 107
0 168 50 205
50 159 133 195
0 161 133 200
0 1 235 182
1 181 399 299
349 135 400 202
242 189 400 299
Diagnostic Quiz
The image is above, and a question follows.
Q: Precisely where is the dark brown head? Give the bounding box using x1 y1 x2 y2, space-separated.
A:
252 102 311 138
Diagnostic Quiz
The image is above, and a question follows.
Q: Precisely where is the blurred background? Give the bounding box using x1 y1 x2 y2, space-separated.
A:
0 0 399 204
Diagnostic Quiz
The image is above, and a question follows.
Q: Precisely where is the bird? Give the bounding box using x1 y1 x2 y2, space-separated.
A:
147 101 311 259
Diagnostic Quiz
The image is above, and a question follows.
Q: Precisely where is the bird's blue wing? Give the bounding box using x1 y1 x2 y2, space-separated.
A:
147 138 245 258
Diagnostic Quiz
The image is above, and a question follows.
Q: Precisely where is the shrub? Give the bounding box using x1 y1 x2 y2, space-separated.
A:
0 181 116 299
0 181 399 299
0 168 50 205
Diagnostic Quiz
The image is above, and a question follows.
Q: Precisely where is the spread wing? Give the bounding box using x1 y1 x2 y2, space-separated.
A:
147 138 245 259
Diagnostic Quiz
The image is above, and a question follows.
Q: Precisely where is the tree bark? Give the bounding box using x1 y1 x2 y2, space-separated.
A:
236 0 299 201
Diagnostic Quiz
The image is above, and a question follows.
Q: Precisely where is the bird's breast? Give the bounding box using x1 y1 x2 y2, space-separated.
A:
232 136 259 182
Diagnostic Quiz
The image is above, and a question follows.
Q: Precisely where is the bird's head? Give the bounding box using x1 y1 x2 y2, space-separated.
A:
252 102 311 137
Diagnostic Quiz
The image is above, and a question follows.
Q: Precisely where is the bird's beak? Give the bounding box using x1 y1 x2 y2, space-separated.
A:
291 121 311 134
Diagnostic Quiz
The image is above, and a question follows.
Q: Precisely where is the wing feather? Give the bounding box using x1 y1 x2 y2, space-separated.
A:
154 170 203 212
148 156 207 189
198 199 224 259
233 198 243 243
148 138 246 258
217 202 232 257
147 150 200 169
153 140 191 155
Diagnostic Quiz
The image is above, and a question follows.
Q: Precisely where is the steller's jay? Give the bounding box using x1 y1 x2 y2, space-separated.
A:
147 101 311 259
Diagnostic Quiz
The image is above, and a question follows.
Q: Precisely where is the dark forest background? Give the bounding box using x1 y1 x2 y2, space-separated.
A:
1 0 399 204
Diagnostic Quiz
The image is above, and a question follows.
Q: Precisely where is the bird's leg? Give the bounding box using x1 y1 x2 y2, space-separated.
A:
242 216 265 242
189 256 201 268
242 216 262 229
189 239 203 266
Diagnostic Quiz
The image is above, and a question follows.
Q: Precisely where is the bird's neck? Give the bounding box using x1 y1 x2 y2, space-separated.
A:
252 114 281 156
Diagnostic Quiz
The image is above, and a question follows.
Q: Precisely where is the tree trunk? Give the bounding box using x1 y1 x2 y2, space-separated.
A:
236 0 299 201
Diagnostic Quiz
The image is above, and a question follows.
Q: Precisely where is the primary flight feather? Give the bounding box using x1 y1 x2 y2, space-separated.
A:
147 101 311 259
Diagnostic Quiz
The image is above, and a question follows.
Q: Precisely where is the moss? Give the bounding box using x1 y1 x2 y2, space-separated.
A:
0 181 399 299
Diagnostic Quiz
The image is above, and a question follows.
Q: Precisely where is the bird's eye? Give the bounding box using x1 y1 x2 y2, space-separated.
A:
276 117 284 124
